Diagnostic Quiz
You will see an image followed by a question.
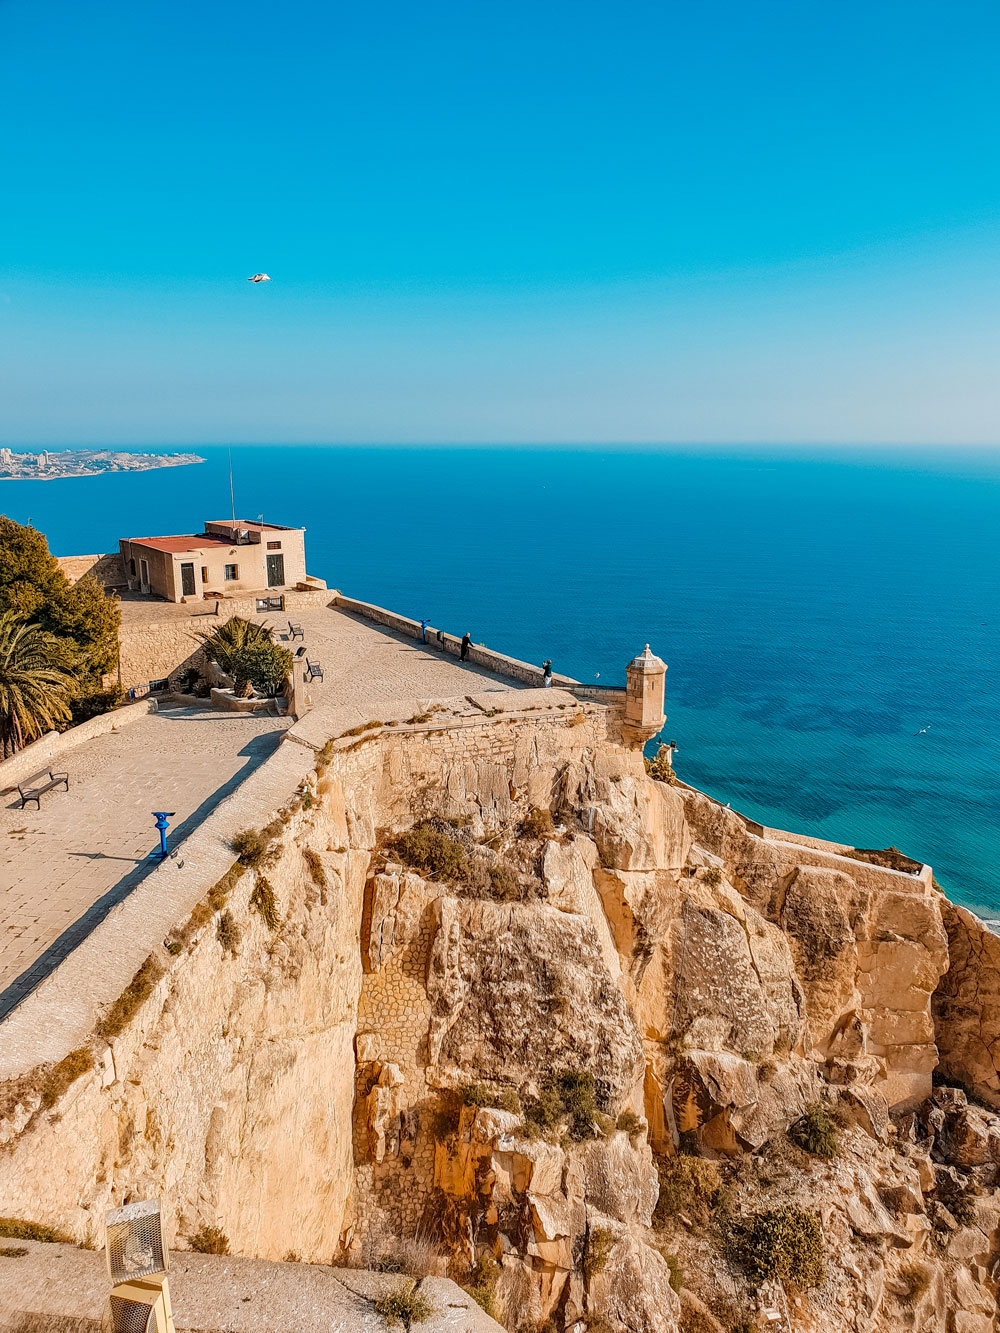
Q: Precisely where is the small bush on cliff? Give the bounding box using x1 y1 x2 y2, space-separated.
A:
461 1083 522 1114
897 1263 930 1306
727 1205 824 1289
616 1109 643 1137
188 1224 229 1255
249 877 280 931
521 807 554 838
583 1227 616 1281
374 1282 435 1328
96 955 164 1040
701 865 723 887
522 1070 607 1142
216 910 241 956
663 1252 684 1292
303 847 327 888
488 863 521 902
40 1047 93 1109
789 1101 839 1159
463 1252 501 1316
645 746 678 784
392 823 467 880
653 1154 722 1231
0 1218 73 1244
231 827 278 870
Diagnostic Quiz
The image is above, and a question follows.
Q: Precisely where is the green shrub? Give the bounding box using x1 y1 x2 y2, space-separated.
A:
0 1218 72 1244
789 1102 839 1159
522 1070 606 1142
392 823 467 880
216 910 241 956
341 719 383 737
0 1247 27 1258
461 1083 521 1114
96 955 164 1040
521 807 554 838
583 1227 616 1281
663 1252 684 1292
646 746 678 784
897 1263 930 1306
199 617 291 697
702 866 723 886
188 1224 229 1255
616 1109 643 1136
374 1283 435 1328
728 1205 824 1289
249 877 280 931
488 864 521 902
464 1252 500 1316
231 828 278 870
653 1154 722 1230
303 847 327 888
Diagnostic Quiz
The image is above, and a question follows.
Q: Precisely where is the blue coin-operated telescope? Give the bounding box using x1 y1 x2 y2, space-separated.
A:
152 812 175 860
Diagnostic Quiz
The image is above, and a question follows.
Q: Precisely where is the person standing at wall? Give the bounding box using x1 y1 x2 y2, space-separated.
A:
460 632 471 661
542 659 553 687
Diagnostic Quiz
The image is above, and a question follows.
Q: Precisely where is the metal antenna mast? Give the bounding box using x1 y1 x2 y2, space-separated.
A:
228 448 236 527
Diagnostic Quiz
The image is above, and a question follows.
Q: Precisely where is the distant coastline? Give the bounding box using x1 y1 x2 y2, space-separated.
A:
0 449 204 482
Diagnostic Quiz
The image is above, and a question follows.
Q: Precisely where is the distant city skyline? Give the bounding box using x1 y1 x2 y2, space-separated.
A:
2 0 1000 446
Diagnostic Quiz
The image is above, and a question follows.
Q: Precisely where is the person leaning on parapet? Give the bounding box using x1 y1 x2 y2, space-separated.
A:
542 659 553 687
460 632 471 661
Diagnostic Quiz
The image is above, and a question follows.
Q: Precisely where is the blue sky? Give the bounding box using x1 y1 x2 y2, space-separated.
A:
2 0 1000 445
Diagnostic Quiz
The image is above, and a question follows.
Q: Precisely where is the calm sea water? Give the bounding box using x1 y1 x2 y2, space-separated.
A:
3 445 999 916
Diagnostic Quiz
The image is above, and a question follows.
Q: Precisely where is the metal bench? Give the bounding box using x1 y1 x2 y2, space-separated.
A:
305 659 324 681
288 620 304 641
17 770 69 809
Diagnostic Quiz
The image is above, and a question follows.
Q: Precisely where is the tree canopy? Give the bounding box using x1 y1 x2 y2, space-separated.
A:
0 517 122 724
199 616 292 698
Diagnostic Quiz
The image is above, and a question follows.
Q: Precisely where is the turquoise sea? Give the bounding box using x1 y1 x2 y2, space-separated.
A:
3 445 998 917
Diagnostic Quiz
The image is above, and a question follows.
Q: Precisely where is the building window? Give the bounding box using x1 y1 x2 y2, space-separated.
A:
224 563 239 581
201 566 209 582
267 540 281 550
129 558 136 576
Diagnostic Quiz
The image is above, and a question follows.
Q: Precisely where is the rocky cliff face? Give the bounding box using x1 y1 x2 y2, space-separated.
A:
3 695 1000 1333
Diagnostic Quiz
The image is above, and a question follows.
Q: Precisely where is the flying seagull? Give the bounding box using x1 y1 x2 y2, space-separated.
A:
247 273 271 283
916 725 931 735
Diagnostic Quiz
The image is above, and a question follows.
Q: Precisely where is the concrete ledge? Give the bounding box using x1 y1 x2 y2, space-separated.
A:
0 701 156 790
0 1242 503 1332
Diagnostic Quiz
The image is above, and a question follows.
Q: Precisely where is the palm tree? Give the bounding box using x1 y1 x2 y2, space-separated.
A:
0 612 75 757
198 616 285 698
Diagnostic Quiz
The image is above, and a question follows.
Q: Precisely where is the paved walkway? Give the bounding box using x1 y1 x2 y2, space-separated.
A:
0 707 289 1018
273 604 521 714
0 606 530 1021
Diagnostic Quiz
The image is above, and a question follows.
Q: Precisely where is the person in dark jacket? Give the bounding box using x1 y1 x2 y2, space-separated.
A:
460 632 471 661
542 659 553 687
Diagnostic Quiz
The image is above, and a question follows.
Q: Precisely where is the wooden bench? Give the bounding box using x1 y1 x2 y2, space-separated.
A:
288 620 305 641
305 659 324 682
17 770 69 809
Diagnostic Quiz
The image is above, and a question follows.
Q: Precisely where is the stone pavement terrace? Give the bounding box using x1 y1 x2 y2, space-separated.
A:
0 707 289 1019
270 603 523 714
0 605 527 1022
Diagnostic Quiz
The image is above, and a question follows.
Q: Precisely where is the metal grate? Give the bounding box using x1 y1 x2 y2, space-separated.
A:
105 1200 167 1282
107 1296 157 1333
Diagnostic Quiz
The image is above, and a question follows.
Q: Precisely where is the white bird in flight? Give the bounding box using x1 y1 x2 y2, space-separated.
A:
247 273 271 283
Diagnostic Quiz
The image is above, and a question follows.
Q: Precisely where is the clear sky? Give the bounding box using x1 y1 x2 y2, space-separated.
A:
2 0 1000 446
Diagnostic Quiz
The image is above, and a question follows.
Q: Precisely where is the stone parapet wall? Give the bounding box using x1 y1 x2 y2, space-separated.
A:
55 551 127 587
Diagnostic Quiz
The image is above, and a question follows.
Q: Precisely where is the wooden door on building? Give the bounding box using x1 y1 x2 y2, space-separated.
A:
266 553 285 587
180 562 196 596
